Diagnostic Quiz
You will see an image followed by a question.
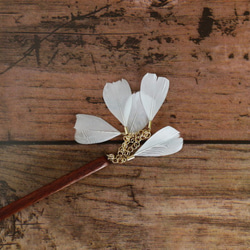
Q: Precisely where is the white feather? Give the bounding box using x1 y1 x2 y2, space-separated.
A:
134 126 183 157
140 73 169 121
103 79 132 126
126 92 149 133
74 114 121 144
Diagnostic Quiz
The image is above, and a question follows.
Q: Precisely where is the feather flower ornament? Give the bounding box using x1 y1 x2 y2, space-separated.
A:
75 73 183 163
0 73 184 221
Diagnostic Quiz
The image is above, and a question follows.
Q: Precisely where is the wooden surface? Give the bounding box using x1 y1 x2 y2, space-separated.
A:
0 156 109 221
0 0 250 249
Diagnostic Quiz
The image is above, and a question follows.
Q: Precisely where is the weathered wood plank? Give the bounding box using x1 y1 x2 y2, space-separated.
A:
0 0 250 141
0 1 249 250
0 143 249 249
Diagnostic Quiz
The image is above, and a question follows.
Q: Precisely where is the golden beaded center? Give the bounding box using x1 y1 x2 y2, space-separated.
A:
107 128 151 164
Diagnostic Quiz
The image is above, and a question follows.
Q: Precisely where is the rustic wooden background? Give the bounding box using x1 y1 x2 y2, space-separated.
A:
0 0 250 249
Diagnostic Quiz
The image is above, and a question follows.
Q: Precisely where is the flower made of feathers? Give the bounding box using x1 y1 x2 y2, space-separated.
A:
74 73 183 163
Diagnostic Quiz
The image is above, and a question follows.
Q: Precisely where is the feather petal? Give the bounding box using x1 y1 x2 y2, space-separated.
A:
134 126 183 157
103 79 132 126
126 92 149 133
140 73 169 121
74 114 121 144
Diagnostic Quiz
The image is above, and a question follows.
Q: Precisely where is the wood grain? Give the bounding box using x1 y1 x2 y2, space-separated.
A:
0 143 249 249
0 0 249 141
0 156 109 221
0 0 250 249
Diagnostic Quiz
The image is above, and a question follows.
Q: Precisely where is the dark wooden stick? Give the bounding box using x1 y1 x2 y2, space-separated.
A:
0 156 110 221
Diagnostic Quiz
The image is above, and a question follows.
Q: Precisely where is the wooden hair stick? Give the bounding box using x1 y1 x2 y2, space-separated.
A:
0 156 110 221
